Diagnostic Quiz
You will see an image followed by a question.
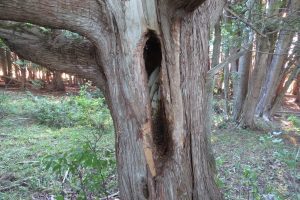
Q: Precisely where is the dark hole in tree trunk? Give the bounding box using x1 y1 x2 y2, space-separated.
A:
143 31 171 166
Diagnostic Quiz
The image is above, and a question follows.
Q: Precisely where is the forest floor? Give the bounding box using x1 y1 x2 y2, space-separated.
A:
0 89 299 200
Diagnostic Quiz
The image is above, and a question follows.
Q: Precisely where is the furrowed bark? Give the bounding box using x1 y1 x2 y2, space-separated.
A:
0 0 225 199
239 35 270 128
0 0 110 41
171 0 206 12
101 0 224 199
0 22 106 93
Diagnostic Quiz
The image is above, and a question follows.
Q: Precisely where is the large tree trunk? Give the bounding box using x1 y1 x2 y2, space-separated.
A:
107 2 223 198
0 0 224 199
232 0 254 122
239 35 270 128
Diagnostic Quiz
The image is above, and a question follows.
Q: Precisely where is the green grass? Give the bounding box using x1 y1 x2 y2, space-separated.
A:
0 90 115 200
212 127 300 200
1 90 299 199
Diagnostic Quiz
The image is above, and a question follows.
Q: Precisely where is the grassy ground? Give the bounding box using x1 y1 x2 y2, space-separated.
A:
0 90 115 200
0 90 299 200
212 118 299 199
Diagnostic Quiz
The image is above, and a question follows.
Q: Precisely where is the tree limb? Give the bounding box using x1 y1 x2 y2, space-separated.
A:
172 0 207 12
206 49 247 79
0 0 112 42
0 21 107 93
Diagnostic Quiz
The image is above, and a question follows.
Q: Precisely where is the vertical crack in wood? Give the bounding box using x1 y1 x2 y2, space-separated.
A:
143 30 172 175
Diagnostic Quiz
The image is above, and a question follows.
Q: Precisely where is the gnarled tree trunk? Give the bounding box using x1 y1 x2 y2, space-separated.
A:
0 0 224 199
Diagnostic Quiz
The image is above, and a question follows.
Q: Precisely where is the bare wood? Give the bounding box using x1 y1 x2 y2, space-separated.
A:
207 49 247 79
100 191 120 200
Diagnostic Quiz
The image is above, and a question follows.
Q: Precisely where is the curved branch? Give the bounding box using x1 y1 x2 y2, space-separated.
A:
172 0 207 12
0 21 107 93
0 0 112 43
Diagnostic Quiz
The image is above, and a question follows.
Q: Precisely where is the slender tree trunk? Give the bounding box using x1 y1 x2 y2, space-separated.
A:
6 50 12 82
233 38 253 121
231 50 239 106
223 55 230 117
295 73 300 103
20 60 26 90
207 16 222 131
232 0 255 122
52 71 65 91
46 70 51 83
270 63 300 115
0 48 8 83
27 68 34 80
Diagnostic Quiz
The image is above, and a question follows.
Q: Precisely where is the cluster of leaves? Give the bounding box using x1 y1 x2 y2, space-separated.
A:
43 130 116 199
287 115 300 129
31 85 113 130
0 92 8 118
35 85 117 199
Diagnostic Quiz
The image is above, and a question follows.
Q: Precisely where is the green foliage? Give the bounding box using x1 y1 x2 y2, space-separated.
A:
287 115 300 129
43 130 116 198
0 90 116 199
0 92 8 118
0 39 6 48
242 165 260 200
32 85 113 130
273 148 299 169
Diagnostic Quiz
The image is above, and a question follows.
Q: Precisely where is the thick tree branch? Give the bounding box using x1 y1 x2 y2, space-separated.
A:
0 22 107 93
172 0 207 12
0 0 111 41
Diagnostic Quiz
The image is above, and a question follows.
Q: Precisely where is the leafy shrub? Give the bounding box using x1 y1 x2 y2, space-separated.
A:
31 85 113 130
0 92 8 118
43 130 116 199
287 115 300 129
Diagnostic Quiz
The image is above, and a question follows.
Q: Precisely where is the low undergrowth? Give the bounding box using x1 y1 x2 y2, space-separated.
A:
0 90 299 199
0 88 116 200
212 115 300 200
